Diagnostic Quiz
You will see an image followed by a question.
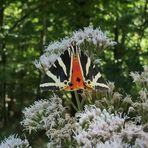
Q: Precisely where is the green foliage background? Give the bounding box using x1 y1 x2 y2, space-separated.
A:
0 0 147 146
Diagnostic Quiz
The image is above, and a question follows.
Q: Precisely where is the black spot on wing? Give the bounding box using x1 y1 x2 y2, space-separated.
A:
76 77 81 82
69 82 73 86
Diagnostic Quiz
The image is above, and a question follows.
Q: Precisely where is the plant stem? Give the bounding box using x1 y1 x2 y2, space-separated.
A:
80 97 85 108
64 92 78 111
74 91 81 111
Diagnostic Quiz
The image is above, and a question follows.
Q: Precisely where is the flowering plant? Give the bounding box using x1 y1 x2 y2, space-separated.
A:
0 135 30 148
34 26 116 72
0 27 147 148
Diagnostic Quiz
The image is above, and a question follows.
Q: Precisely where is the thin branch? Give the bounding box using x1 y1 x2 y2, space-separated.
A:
8 4 40 33
9 12 30 32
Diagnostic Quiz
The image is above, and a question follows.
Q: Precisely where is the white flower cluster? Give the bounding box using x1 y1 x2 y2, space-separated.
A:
130 65 148 87
41 97 65 130
122 122 147 139
21 99 50 133
20 96 148 148
34 53 59 72
21 96 75 147
73 105 124 147
45 26 116 53
35 26 116 71
0 135 31 148
46 115 75 147
43 102 75 147
45 37 72 53
95 81 133 114
72 27 116 49
121 122 148 148
73 105 148 148
139 89 148 102
19 66 148 147
107 81 115 93
96 137 127 148
21 96 65 133
130 65 148 123
96 131 148 148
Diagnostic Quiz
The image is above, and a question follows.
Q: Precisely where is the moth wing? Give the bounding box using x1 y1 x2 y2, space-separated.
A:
79 50 109 90
40 50 72 91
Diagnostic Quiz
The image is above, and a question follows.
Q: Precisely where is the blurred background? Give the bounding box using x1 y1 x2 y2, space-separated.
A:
0 0 147 146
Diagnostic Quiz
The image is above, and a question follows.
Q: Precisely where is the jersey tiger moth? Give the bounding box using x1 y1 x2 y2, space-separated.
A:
40 45 109 91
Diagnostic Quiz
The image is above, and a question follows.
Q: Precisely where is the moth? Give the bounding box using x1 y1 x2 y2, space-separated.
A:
40 45 109 91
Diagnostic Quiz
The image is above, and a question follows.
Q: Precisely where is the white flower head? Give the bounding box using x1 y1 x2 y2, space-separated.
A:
74 105 124 147
131 66 148 87
21 99 50 133
35 26 116 71
122 121 148 143
21 96 65 133
34 53 59 71
34 60 43 71
46 41 61 52
123 95 133 104
0 135 31 148
113 92 122 101
21 96 75 147
107 81 115 93
45 38 72 53
143 65 148 72
128 106 135 114
134 137 148 148
96 137 126 148
130 72 141 83
72 26 116 49
141 69 148 86
139 89 147 102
